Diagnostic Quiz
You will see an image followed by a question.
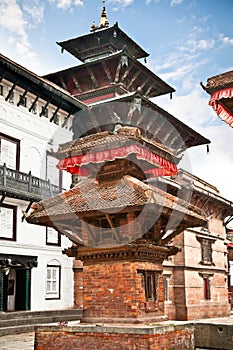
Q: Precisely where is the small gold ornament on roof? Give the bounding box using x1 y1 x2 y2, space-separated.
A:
91 0 109 31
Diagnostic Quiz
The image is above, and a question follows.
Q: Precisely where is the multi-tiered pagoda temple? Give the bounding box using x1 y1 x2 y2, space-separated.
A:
27 1 209 328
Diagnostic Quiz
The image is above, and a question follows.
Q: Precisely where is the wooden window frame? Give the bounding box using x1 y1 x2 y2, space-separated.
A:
0 203 17 241
0 132 20 171
138 270 159 302
45 264 61 300
46 227 61 246
197 236 215 266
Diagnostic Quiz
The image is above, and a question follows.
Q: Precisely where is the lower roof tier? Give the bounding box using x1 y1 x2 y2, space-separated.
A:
26 174 206 247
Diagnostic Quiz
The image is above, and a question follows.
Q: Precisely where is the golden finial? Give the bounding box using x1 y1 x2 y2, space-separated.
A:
99 0 109 28
90 0 109 32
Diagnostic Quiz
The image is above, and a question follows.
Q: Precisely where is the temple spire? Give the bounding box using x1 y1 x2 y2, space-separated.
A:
99 0 109 28
91 0 109 31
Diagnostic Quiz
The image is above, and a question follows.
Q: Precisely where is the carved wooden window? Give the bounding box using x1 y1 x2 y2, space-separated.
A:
138 270 159 301
197 237 214 265
0 133 20 170
0 204 17 241
46 265 61 299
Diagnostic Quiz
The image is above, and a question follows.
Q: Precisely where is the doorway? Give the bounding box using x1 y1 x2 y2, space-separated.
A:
0 268 31 311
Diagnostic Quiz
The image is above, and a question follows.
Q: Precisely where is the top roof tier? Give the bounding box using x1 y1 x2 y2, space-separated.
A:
57 22 149 63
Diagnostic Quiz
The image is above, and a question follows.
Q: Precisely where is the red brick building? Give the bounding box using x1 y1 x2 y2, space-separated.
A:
163 170 232 320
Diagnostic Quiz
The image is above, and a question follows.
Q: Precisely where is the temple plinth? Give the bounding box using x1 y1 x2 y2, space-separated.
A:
67 244 177 324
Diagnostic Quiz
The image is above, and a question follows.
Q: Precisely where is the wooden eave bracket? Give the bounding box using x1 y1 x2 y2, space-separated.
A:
5 81 17 101
21 200 33 222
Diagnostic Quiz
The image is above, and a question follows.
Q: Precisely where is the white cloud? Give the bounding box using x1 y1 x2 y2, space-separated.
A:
189 124 233 201
170 0 183 6
219 33 233 46
155 89 233 201
0 0 42 71
109 0 134 10
0 0 28 43
49 0 83 9
22 0 44 26
185 38 215 52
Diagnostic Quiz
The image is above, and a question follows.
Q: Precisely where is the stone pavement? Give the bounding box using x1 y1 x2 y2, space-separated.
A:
0 314 232 350
0 332 34 350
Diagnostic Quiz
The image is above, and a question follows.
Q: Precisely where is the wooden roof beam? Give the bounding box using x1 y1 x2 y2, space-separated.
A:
105 214 121 244
127 70 141 90
140 77 150 91
150 118 167 139
86 66 99 89
170 133 186 150
60 77 68 90
83 220 97 245
145 84 154 97
101 61 113 83
72 76 82 93
114 58 122 83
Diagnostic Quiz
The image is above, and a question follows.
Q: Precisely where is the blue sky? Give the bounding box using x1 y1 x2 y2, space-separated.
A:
0 0 233 202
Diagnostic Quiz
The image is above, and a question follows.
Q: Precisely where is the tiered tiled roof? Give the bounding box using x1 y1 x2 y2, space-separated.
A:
202 70 233 127
26 175 206 246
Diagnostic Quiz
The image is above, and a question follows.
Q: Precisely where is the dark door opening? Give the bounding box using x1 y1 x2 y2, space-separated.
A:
15 268 31 311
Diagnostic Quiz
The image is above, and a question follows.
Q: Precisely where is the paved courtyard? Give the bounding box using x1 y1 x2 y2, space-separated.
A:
0 314 232 350
0 332 34 350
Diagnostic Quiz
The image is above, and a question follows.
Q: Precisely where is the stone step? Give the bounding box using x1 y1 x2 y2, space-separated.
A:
0 308 81 320
0 309 82 336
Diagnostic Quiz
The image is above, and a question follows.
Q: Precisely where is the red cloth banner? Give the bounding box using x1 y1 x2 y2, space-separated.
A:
209 87 233 127
57 144 178 178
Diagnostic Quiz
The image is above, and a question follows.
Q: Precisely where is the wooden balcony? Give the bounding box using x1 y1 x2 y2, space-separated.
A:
0 164 61 203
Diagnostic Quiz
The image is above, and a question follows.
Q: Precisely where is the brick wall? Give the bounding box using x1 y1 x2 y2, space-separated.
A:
82 260 165 323
163 219 230 320
34 324 195 350
73 259 83 309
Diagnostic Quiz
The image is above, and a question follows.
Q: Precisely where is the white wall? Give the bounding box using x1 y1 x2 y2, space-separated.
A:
0 94 75 311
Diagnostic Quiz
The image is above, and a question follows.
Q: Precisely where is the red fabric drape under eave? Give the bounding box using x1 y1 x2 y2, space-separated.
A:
57 144 178 178
209 87 233 127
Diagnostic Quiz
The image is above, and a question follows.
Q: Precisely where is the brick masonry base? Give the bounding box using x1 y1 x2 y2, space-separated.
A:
34 323 195 350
